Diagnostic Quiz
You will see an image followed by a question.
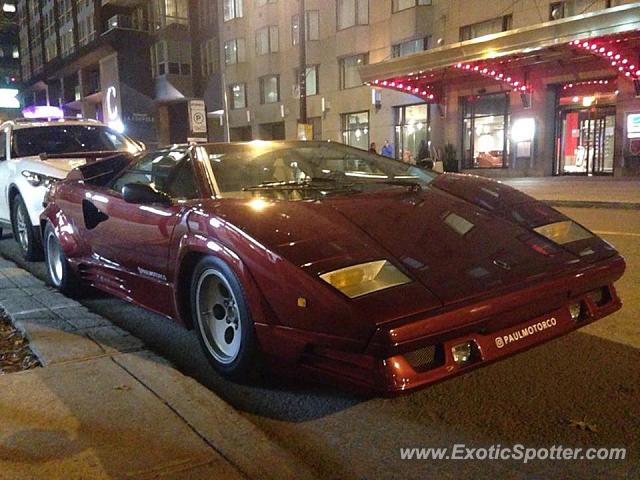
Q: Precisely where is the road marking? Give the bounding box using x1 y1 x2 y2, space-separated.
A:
593 230 640 238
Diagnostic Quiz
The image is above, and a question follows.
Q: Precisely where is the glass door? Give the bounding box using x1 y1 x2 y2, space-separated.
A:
557 107 615 175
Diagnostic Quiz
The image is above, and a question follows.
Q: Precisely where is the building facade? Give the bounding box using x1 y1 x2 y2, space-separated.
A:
0 0 21 122
222 0 640 177
15 0 223 146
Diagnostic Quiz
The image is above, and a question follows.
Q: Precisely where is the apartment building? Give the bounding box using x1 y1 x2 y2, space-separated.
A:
15 0 223 146
0 0 20 122
222 0 640 177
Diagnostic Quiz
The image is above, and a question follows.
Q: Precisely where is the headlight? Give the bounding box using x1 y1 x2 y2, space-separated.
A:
319 260 412 298
21 170 59 188
534 220 593 245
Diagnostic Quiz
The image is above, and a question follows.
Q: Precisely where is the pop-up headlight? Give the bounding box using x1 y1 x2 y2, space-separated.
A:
534 220 593 245
319 260 411 299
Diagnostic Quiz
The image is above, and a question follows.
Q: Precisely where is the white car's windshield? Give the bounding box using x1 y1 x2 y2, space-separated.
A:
13 125 139 157
202 142 437 199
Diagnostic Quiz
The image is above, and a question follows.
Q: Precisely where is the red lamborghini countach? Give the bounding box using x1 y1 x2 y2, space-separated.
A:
41 142 625 394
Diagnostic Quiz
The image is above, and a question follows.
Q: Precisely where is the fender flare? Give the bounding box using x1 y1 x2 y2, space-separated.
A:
40 203 88 259
172 234 271 330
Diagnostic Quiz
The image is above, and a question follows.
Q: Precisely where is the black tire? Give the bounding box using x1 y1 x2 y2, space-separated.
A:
11 194 43 261
43 222 82 295
191 256 260 380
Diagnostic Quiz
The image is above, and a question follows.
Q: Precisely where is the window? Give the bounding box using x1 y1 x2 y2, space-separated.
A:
150 0 189 29
257 0 276 5
550 0 600 20
462 93 510 169
223 0 243 21
460 15 512 41
340 54 367 89
392 37 431 58
224 38 245 64
198 0 216 27
78 15 95 46
337 0 368 30
12 125 136 157
395 104 430 163
201 38 218 76
260 75 280 104
151 40 191 77
292 10 319 45
295 65 318 96
112 150 198 200
392 0 431 12
342 111 369 150
256 26 279 55
229 83 246 109
308 116 322 140
60 28 75 58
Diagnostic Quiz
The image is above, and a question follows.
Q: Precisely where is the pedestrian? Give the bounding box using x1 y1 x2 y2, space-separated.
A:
369 142 378 154
381 140 393 158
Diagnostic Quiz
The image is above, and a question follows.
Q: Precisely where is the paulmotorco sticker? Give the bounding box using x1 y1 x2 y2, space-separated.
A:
495 317 558 349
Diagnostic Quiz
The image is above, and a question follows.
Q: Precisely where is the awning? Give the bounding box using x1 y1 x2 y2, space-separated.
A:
359 3 640 99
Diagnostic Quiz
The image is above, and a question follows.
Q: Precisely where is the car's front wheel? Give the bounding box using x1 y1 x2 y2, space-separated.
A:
44 223 81 295
11 194 42 260
191 256 259 380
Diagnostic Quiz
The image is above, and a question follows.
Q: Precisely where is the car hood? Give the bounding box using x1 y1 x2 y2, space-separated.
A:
207 179 614 307
20 156 88 178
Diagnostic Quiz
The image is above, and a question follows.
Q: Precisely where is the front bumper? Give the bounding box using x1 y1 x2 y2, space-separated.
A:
294 255 625 395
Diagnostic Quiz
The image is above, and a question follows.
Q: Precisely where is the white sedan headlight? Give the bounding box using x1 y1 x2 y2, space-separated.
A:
319 260 411 298
21 170 60 188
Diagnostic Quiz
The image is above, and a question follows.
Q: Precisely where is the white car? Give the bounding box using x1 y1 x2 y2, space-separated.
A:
0 118 142 260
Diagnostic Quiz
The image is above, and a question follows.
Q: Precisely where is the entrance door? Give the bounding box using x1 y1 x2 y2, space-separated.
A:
556 107 615 175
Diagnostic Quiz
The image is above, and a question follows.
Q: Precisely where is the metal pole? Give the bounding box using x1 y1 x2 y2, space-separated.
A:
298 0 307 125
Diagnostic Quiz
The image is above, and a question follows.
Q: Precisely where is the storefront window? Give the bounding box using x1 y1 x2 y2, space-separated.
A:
462 93 509 169
394 104 429 164
342 111 369 150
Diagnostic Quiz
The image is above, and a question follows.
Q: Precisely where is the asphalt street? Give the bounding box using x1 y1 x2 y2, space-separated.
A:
0 206 638 480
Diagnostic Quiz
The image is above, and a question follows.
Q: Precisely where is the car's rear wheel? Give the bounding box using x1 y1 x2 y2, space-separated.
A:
191 256 259 380
44 223 81 295
11 194 42 261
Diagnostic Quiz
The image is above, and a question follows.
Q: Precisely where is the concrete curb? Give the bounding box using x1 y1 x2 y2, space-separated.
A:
545 200 640 210
0 256 319 480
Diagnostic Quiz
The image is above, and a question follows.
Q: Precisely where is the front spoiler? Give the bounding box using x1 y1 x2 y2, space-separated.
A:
276 255 625 395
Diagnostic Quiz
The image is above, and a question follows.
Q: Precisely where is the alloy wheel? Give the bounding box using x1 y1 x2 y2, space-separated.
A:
195 269 242 365
15 206 29 252
46 230 63 287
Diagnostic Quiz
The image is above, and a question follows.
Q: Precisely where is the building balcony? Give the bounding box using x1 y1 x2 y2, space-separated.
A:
101 0 146 7
105 14 146 32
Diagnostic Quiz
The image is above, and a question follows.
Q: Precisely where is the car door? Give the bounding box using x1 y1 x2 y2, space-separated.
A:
82 149 198 316
0 127 11 223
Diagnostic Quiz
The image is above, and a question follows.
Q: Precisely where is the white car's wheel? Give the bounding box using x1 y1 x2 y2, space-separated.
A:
11 194 42 261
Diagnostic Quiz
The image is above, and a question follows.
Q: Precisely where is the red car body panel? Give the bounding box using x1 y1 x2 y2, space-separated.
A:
41 146 626 395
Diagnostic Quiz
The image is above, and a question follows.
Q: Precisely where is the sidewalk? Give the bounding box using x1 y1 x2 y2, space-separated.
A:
0 258 318 480
502 177 640 209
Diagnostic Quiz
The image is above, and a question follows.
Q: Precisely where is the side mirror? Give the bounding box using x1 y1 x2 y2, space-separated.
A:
122 183 171 206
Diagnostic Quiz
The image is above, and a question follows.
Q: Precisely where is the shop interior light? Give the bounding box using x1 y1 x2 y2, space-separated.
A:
511 118 536 142
0 88 20 109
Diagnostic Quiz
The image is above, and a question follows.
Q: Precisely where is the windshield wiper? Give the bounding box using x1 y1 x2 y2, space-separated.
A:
375 179 423 190
243 177 355 191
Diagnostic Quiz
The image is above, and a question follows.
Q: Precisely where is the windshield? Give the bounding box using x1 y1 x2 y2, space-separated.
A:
12 125 140 157
202 142 437 200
